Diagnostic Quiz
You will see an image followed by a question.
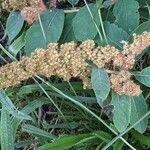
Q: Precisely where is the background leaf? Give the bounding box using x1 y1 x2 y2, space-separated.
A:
22 125 55 140
128 21 150 60
135 67 150 87
6 11 24 42
132 130 150 147
104 22 128 49
91 67 110 101
111 92 131 132
0 90 32 120
25 9 64 55
130 95 148 133
37 133 94 150
113 0 139 33
1 108 14 150
59 13 77 43
67 0 79 5
128 21 150 40
12 98 51 138
8 32 25 57
72 3 100 41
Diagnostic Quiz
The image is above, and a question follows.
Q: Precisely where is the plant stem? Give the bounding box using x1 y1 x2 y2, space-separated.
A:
96 0 108 44
83 0 103 42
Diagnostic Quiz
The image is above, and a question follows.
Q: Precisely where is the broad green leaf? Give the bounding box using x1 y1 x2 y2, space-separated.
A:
1 108 14 150
67 0 79 5
60 13 77 43
37 133 94 150
72 4 100 41
128 21 150 40
22 125 55 140
6 11 24 42
25 9 64 55
91 67 110 101
8 32 25 57
130 95 148 133
111 92 131 132
104 22 128 49
113 0 139 33
0 90 32 120
135 67 150 87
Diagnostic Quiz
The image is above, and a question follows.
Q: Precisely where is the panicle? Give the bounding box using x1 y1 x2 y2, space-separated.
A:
114 31 150 70
123 31 150 56
110 71 141 96
0 32 149 96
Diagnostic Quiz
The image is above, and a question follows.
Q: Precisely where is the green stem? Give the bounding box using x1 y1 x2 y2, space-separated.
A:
96 0 108 44
83 0 103 42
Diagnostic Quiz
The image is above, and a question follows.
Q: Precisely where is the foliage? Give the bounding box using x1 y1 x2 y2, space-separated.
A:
0 0 150 150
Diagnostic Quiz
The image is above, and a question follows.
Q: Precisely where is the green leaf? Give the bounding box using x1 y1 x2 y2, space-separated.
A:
132 130 150 147
128 21 150 40
6 11 24 42
37 133 94 150
104 22 128 49
94 131 112 143
67 0 79 5
135 67 150 87
113 140 124 150
59 13 77 43
43 121 78 130
0 90 32 120
111 92 131 132
113 0 139 33
22 125 55 140
130 95 148 133
91 67 110 101
25 9 64 55
72 4 100 41
137 0 149 6
11 98 51 138
8 32 25 57
1 108 14 150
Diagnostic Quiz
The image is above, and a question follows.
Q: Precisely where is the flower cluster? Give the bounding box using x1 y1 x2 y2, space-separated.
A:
111 31 150 95
2 0 47 24
0 32 149 96
0 40 118 89
110 71 141 96
114 31 150 70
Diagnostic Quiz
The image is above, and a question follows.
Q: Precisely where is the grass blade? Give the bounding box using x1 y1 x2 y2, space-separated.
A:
35 75 135 150
1 108 14 150
22 124 56 140
0 90 32 120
